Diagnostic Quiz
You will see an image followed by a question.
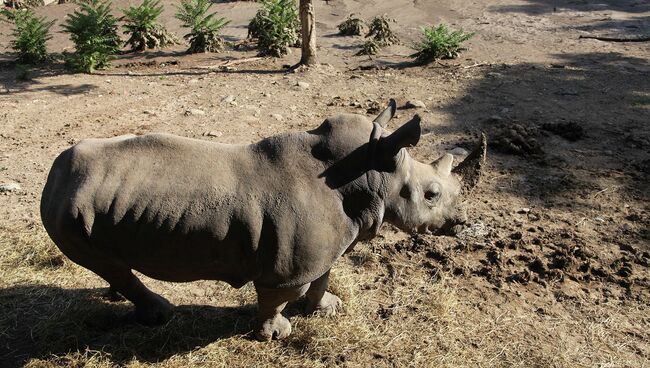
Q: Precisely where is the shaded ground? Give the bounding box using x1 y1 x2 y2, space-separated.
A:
1 0 649 367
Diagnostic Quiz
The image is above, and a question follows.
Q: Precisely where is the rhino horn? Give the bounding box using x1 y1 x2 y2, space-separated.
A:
373 99 397 127
452 133 487 192
380 115 421 157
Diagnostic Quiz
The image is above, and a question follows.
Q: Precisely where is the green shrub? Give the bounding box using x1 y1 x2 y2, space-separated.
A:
338 14 365 36
366 15 398 46
122 0 178 52
412 24 474 64
248 0 299 57
0 8 54 64
175 0 230 53
356 39 380 56
3 0 44 9
62 0 121 73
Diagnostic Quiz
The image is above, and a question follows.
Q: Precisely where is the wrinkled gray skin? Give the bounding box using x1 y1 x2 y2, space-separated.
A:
40 100 485 341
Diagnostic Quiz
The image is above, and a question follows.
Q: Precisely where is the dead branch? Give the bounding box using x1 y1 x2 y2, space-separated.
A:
579 35 650 42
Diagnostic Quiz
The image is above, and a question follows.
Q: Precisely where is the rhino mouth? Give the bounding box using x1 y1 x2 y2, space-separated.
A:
416 221 465 236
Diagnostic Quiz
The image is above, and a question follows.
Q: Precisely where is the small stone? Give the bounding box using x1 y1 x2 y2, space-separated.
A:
0 182 21 192
297 81 310 89
222 95 236 104
271 114 284 121
143 110 157 116
528 213 541 221
203 131 223 138
405 100 426 109
185 108 205 116
518 208 530 214
449 147 469 156
188 79 199 84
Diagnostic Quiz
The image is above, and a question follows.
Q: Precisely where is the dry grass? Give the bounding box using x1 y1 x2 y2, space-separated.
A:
1 222 648 367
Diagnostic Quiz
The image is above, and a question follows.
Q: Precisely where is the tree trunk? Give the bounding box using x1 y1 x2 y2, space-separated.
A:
299 0 317 66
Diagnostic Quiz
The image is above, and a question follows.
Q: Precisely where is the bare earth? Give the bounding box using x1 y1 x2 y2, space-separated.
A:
1 0 649 367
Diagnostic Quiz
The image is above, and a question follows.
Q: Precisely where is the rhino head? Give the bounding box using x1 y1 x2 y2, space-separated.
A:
316 99 486 238
373 99 486 235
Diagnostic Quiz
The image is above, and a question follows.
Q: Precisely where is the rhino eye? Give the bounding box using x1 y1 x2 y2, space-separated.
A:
424 189 440 202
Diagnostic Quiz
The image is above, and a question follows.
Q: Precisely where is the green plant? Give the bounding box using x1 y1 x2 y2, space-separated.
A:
1 8 54 64
412 24 474 64
62 0 121 73
175 0 230 53
366 14 398 46
122 0 178 51
356 39 380 56
3 0 44 9
338 13 365 36
248 0 300 57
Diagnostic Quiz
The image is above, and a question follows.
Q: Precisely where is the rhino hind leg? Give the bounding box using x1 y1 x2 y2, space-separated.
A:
305 270 342 317
254 283 310 341
104 269 173 326
74 255 173 325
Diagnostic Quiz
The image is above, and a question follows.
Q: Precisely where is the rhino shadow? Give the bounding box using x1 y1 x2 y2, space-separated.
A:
0 284 256 367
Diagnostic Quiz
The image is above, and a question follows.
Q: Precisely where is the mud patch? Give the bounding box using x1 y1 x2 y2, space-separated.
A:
489 123 543 156
387 230 650 302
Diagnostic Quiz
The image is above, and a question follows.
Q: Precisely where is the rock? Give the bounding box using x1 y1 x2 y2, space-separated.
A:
203 131 222 138
271 114 284 121
0 182 21 192
143 110 157 116
296 81 310 89
449 147 469 156
405 100 426 109
518 208 530 214
185 108 205 116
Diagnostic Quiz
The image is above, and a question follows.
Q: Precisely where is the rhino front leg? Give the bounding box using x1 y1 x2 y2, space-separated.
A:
305 270 342 317
254 283 309 341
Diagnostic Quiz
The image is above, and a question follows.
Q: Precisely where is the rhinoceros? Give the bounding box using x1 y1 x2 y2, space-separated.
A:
40 100 486 340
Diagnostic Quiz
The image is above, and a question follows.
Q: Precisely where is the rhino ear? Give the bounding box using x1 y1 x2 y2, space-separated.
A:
432 153 454 176
452 133 487 193
373 99 397 127
380 115 421 157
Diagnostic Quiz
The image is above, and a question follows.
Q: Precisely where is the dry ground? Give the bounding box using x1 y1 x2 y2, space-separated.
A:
1 0 649 367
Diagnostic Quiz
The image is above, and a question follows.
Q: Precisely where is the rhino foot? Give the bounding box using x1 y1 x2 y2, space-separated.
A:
255 314 292 341
305 291 342 317
135 294 173 326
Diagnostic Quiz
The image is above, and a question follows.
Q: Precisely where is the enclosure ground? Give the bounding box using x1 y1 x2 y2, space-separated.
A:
1 0 649 367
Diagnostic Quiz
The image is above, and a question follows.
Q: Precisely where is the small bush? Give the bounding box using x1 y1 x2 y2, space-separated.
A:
248 0 300 57
122 0 178 52
62 0 121 73
356 39 380 56
412 24 474 64
366 14 398 46
175 0 230 53
338 14 365 36
3 0 44 9
1 8 54 64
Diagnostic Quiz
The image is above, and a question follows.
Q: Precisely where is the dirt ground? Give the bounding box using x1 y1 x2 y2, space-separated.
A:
1 0 649 367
